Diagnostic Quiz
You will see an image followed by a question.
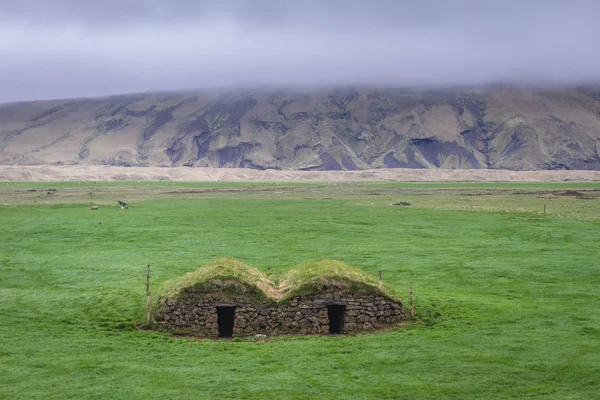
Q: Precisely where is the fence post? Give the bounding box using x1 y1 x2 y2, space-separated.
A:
409 286 414 318
146 264 151 325
379 270 382 281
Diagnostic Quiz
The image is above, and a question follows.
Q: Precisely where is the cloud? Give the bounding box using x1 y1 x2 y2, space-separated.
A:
1 0 599 102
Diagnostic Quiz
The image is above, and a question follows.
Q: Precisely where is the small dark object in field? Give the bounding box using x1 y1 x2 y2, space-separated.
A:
117 200 129 209
47 188 57 192
392 202 412 206
27 189 36 192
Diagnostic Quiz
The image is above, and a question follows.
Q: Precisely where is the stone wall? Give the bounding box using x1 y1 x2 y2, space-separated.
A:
154 290 405 337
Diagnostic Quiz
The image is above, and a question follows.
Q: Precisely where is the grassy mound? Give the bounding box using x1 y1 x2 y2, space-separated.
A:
158 257 276 303
279 260 401 301
156 258 401 305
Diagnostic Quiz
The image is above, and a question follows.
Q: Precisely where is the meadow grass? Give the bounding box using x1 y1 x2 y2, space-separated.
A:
0 181 599 399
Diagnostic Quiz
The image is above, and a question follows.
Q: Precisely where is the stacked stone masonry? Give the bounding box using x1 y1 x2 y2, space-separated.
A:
155 291 404 337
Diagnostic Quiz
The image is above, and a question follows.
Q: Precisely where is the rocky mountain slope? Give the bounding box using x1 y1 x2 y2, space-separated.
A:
1 86 600 170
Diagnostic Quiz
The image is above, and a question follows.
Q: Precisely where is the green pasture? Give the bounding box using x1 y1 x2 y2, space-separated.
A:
0 181 599 399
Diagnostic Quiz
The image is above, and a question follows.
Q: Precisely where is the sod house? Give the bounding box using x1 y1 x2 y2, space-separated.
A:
153 258 405 337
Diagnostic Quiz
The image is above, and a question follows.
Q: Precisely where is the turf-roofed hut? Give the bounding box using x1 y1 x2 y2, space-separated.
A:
153 258 406 338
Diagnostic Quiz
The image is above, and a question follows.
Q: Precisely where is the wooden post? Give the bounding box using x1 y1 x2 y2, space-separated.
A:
379 270 382 281
544 204 546 214
146 264 151 325
409 286 414 318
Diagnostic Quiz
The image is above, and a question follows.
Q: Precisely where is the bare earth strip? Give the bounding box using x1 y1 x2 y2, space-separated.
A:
1 165 600 182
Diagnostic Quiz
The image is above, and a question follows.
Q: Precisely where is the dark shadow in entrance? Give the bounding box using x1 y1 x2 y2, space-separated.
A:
327 304 346 334
217 306 236 338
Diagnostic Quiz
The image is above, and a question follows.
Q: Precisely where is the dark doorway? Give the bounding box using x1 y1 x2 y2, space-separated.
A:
327 304 346 334
217 306 236 338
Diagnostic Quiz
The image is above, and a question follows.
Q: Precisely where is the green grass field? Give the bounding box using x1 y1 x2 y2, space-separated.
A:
0 181 599 399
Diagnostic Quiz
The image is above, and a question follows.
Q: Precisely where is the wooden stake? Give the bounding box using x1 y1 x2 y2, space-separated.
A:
146 264 151 325
379 270 382 281
544 204 546 214
409 286 414 318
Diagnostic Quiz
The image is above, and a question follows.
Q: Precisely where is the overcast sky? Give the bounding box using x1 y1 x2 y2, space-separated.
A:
0 0 599 102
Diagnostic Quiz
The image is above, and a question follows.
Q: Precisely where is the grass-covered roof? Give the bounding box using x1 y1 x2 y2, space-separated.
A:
160 257 276 301
158 258 402 304
278 260 400 301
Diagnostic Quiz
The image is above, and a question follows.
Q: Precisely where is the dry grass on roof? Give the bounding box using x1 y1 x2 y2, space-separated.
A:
279 260 401 302
158 258 401 304
161 257 278 300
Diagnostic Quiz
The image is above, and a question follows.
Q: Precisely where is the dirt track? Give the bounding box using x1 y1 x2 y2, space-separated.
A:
1 165 600 182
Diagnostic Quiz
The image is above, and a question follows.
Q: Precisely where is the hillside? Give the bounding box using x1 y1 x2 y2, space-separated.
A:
1 86 600 170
